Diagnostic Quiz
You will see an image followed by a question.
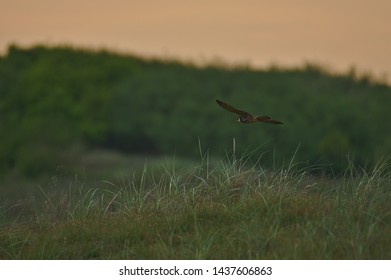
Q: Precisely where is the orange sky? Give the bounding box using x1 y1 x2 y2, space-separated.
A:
1 0 391 81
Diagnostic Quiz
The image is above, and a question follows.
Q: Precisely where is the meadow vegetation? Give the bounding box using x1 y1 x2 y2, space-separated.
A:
0 152 390 259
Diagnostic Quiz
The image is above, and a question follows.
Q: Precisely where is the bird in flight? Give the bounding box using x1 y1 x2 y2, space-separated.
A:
216 99 283 124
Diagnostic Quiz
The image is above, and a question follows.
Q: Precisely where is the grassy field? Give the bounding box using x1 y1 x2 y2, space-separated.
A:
0 152 390 259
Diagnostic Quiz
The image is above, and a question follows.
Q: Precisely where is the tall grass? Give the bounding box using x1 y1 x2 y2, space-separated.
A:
0 152 390 259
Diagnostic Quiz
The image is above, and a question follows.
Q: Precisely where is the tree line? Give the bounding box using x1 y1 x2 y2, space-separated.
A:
1 45 390 177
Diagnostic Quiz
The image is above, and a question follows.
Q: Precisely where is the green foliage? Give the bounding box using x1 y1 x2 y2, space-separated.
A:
1 45 390 177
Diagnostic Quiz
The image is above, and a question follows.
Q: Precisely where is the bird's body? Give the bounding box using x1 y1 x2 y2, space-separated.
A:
216 99 283 125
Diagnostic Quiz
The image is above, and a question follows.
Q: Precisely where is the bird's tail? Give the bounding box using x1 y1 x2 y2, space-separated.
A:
256 116 283 124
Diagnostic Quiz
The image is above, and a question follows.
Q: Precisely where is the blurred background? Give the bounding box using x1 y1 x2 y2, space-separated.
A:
1 0 391 79
1 0 391 200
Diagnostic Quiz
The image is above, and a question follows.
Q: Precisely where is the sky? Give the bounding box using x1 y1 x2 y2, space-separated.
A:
1 0 391 81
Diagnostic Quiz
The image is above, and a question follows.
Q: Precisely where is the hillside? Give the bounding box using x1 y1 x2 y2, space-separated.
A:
1 45 391 177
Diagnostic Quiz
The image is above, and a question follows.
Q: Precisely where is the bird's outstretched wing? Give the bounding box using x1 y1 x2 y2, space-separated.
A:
216 99 284 125
216 99 249 116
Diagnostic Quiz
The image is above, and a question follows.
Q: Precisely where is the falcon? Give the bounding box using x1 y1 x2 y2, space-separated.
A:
216 99 283 124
